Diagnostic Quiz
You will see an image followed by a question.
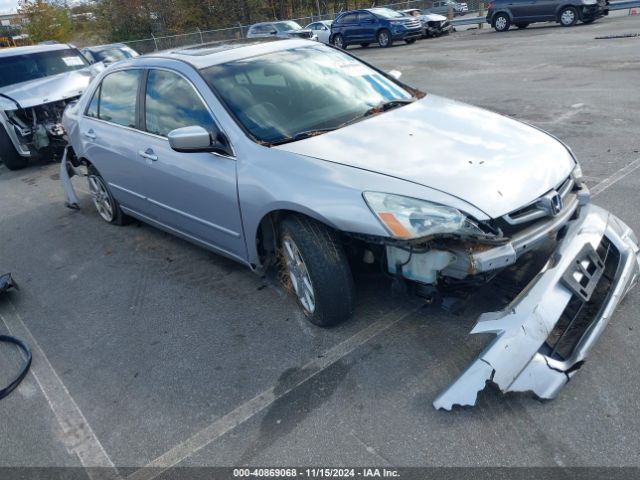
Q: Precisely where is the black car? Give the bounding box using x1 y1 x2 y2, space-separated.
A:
486 0 609 31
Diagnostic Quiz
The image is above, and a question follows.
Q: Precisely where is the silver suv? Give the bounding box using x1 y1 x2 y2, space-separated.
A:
429 0 469 16
61 38 639 408
246 21 317 41
0 44 98 170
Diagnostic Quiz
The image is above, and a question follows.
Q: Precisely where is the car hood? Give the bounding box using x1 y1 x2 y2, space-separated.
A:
275 95 575 219
420 13 448 21
0 68 94 109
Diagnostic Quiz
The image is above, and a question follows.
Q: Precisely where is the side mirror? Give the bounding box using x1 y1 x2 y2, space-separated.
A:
270 30 278 35
388 70 402 80
168 125 232 156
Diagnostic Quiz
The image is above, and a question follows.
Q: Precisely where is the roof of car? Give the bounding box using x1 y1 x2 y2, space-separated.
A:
143 37 313 69
0 43 75 58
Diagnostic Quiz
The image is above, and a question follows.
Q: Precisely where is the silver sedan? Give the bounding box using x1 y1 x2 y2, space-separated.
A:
62 38 639 408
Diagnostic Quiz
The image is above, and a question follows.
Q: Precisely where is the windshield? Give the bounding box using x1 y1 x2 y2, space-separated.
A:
0 48 89 88
370 8 405 19
93 47 136 63
274 21 303 32
200 45 417 145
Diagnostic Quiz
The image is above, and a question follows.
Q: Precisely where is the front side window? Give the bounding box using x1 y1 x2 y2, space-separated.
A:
144 69 215 137
201 44 416 145
94 69 141 128
251 24 273 34
358 12 376 22
274 21 302 32
0 48 89 88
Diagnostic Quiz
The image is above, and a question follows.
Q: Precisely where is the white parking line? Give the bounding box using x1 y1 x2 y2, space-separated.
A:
591 158 640 197
127 303 422 480
0 300 121 480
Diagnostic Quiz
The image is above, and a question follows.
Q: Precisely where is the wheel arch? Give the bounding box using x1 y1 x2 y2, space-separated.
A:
556 4 578 20
490 9 514 25
251 207 341 273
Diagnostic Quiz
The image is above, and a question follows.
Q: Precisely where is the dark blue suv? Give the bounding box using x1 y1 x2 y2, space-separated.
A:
330 8 423 49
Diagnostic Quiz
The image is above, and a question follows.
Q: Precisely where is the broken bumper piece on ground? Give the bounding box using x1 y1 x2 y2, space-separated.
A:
60 147 82 210
433 204 640 410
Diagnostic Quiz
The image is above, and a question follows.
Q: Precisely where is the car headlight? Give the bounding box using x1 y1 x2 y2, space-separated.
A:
363 192 484 239
572 162 583 182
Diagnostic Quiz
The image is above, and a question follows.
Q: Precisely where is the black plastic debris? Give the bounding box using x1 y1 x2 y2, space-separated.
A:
0 273 31 401
0 273 18 294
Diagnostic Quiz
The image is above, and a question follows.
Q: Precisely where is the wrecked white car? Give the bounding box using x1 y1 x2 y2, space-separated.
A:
0 44 100 170
60 39 639 409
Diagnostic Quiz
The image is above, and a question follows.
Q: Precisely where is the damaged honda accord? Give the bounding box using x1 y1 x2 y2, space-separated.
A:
60 38 640 409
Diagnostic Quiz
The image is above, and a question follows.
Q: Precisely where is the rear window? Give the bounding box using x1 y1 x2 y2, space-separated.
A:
0 48 89 88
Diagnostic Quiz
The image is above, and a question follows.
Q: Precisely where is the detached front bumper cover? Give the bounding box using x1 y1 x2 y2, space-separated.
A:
434 204 640 410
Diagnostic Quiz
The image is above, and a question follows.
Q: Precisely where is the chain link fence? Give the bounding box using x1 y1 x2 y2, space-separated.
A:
122 0 483 54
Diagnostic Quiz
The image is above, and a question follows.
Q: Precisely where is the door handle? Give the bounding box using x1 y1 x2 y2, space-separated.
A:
84 129 96 140
138 149 158 162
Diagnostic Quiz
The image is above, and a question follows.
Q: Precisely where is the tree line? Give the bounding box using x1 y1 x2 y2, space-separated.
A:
16 0 397 44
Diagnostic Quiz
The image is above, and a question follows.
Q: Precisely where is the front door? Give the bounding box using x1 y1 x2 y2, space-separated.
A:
135 68 246 261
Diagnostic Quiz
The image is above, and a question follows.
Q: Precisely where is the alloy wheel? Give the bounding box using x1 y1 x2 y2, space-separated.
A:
282 237 316 314
88 175 115 222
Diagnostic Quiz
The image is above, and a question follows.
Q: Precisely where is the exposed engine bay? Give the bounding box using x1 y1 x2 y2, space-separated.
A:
3 98 76 158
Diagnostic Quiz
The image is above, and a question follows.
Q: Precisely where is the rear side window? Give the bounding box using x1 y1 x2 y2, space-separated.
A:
91 69 141 128
144 69 215 137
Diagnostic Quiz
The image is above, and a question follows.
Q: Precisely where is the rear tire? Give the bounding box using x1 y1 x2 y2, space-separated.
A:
493 13 511 32
377 29 392 47
279 215 354 327
332 33 345 49
515 22 530 28
87 165 130 225
0 126 28 170
559 6 578 26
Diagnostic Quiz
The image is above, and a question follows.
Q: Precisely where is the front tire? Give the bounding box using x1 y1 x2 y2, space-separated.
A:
377 29 392 48
0 126 28 170
493 13 511 32
559 6 578 26
279 215 354 327
87 165 129 225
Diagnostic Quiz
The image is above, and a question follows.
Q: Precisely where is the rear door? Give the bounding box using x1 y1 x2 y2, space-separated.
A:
506 0 537 20
526 0 559 20
80 69 148 213
136 68 246 261
339 13 359 43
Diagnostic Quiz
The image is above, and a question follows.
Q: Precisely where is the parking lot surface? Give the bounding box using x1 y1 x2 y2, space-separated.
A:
1 13 640 474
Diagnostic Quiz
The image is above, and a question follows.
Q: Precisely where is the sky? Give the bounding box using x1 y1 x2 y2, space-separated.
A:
0 0 18 15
